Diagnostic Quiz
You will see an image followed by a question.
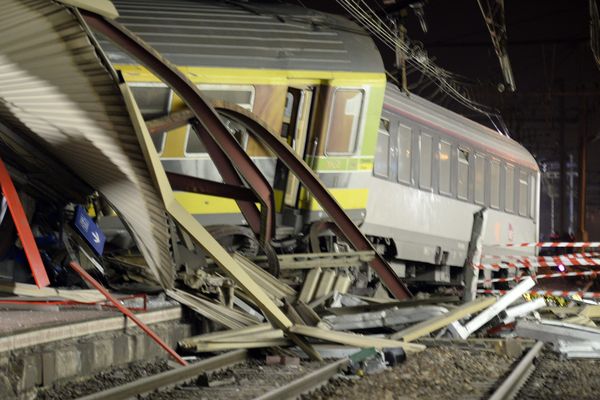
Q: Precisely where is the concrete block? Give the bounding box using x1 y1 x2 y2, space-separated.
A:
79 339 114 373
113 335 132 365
281 356 300 366
170 324 189 346
145 334 161 359
132 334 146 361
0 374 15 399
20 354 42 390
55 347 81 379
265 355 282 365
42 352 56 386
80 342 94 375
93 339 114 370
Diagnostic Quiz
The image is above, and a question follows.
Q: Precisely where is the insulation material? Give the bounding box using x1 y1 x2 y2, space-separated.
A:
0 0 174 286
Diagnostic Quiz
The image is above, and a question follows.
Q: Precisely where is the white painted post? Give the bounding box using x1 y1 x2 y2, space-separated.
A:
502 297 546 324
451 276 536 339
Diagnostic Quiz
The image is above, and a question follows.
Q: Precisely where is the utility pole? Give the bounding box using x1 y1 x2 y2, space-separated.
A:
559 80 566 236
578 97 589 241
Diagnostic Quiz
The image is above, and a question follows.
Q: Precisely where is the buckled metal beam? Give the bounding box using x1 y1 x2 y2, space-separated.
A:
215 105 412 300
82 12 274 244
148 112 262 229
167 172 258 203
0 158 49 288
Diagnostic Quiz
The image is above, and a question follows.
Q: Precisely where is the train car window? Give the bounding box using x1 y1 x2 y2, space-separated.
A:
325 89 364 155
474 154 485 205
457 148 469 200
280 92 295 139
186 85 254 155
505 164 515 213
490 159 501 209
197 84 255 111
129 84 171 153
397 124 412 184
374 119 390 178
438 141 451 195
419 133 432 189
519 170 529 216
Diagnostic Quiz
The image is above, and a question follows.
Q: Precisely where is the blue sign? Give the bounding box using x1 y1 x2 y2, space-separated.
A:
73 205 106 255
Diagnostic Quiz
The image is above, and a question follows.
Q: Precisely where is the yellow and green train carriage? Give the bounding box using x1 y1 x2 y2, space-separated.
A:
100 0 540 286
101 0 385 230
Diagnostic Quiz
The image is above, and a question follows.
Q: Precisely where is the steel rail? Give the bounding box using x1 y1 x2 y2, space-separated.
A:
81 11 274 244
488 341 544 400
253 358 350 400
76 349 248 400
216 105 412 299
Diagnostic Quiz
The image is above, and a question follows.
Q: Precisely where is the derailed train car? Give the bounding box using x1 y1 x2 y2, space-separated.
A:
100 0 539 285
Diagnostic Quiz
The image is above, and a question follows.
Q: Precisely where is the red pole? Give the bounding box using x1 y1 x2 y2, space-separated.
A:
0 158 50 287
68 261 188 366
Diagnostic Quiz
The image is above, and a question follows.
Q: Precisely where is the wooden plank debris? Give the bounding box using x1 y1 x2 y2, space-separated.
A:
289 324 426 353
390 296 496 342
167 289 260 329
0 281 105 303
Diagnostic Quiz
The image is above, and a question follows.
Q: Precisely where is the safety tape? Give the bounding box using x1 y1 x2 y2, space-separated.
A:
494 242 600 248
478 270 598 284
482 252 600 260
477 289 600 299
476 257 600 270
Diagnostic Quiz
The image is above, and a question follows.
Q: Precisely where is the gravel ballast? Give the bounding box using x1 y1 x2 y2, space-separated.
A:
318 347 515 400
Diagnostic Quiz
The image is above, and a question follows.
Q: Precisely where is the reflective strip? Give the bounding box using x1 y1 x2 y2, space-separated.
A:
479 270 599 284
477 289 600 299
496 242 600 248
477 257 600 270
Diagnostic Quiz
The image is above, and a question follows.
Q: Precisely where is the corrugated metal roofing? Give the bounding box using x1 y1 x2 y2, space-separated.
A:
100 0 384 72
0 0 174 287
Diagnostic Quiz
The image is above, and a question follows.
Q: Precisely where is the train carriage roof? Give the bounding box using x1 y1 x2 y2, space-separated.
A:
384 84 539 171
101 0 384 73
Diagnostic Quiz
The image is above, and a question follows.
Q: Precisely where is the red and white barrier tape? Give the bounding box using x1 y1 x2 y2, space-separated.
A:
476 256 600 270
495 242 600 248
482 252 600 260
478 270 598 284
477 289 600 299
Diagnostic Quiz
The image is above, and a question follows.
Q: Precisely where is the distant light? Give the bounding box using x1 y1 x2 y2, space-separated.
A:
557 264 566 272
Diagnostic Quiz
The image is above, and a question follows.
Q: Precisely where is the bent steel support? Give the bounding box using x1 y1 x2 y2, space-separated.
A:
146 108 261 235
167 172 258 202
216 105 412 299
189 121 262 234
82 12 274 244
0 158 50 288
148 112 261 235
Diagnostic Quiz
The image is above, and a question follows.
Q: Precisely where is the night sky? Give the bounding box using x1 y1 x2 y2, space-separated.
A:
270 0 600 239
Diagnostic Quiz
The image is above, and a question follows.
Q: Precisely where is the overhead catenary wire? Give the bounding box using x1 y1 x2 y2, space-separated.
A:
335 0 510 135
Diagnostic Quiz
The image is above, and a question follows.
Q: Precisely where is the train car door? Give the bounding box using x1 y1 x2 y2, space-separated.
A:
274 86 314 208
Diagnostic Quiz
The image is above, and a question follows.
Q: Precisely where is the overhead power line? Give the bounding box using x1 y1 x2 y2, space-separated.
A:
335 0 510 136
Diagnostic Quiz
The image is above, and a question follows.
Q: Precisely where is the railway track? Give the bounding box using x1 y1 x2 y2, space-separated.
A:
74 350 348 400
487 341 544 400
